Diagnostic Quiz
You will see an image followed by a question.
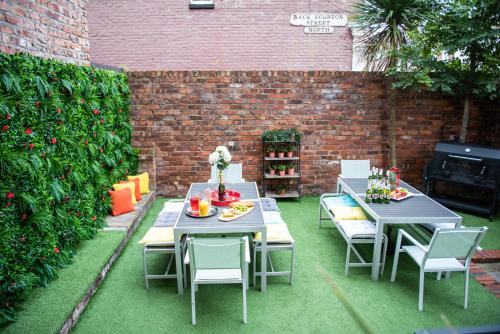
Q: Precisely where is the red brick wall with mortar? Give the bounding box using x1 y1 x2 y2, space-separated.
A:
0 0 90 65
127 70 491 197
88 0 354 71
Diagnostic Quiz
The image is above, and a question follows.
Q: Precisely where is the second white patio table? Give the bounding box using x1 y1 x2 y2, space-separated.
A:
337 177 463 280
173 182 268 294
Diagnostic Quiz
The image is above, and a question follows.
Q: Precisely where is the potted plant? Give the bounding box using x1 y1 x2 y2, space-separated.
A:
266 145 276 158
269 164 277 176
277 146 286 159
286 144 294 158
287 163 295 176
276 183 287 196
277 164 287 177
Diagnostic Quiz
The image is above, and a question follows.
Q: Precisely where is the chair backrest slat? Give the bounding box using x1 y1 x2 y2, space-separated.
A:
189 237 243 271
210 163 243 183
340 160 370 178
426 227 487 260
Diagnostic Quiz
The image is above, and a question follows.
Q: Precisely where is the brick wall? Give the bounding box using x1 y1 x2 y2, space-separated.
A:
88 0 354 71
0 0 89 65
128 70 490 197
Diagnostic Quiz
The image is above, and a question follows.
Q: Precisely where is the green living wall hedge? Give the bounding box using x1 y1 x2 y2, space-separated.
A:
0 53 137 323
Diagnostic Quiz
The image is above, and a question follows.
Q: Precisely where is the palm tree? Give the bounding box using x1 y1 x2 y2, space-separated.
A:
352 0 430 167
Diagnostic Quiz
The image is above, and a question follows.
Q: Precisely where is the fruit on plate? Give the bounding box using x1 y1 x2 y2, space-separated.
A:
222 209 235 218
390 187 409 199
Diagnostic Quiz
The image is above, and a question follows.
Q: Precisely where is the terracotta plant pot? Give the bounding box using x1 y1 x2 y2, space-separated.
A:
287 168 294 176
269 169 276 176
287 151 293 158
279 190 286 196
279 170 286 177
278 152 285 158
269 152 275 158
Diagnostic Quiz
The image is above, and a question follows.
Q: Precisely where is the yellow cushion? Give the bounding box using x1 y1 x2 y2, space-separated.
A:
255 224 294 243
138 227 174 246
331 206 367 220
112 182 137 204
128 172 149 194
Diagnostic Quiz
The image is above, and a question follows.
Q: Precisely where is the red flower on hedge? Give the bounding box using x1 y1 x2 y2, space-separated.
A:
54 247 60 253
84 139 88 145
28 143 34 150
6 192 14 199
93 109 100 115
35 101 40 107
99 148 103 154
2 125 9 132
56 108 61 113
25 128 32 135
80 98 85 104
91 215 97 221
5 113 11 120
76 211 81 217
100 118 105 124
4 202 11 208
93 132 97 138
51 137 57 144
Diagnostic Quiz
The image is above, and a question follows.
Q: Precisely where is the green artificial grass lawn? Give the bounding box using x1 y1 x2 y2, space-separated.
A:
72 197 500 334
1 230 125 334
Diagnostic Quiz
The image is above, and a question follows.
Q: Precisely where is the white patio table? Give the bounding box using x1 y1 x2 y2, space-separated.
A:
173 182 268 294
337 177 463 280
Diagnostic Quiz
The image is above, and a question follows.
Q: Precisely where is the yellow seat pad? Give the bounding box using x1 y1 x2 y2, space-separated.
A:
255 224 294 243
330 206 367 220
138 227 174 246
112 182 137 204
128 172 149 194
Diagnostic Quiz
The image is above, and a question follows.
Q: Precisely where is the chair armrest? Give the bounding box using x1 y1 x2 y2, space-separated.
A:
398 229 428 252
184 250 190 264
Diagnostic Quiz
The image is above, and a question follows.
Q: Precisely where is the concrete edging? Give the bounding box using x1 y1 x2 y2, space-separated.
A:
59 191 157 334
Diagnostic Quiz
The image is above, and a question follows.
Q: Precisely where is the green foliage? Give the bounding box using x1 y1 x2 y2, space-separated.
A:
261 128 303 143
0 53 137 323
389 0 499 100
352 0 432 71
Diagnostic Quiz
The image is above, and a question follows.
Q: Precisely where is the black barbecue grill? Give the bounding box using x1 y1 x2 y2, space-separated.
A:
424 142 500 221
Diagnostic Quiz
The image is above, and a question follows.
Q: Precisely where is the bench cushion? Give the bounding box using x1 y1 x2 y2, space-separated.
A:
331 206 367 220
254 224 294 243
262 211 286 225
138 227 174 246
260 197 280 212
337 220 376 238
323 195 359 208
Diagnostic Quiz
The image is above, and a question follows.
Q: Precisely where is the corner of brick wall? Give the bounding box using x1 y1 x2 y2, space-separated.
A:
0 1 90 65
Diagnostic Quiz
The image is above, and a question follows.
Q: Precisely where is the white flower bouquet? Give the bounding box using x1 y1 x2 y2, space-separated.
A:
209 146 232 172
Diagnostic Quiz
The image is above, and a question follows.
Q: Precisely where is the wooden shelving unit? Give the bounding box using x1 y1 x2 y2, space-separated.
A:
262 141 301 200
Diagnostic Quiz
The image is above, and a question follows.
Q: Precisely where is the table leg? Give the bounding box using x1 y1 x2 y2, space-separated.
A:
260 228 267 292
371 221 384 280
174 230 184 295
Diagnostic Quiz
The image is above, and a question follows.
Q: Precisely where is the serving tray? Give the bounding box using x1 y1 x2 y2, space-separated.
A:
218 206 254 222
185 207 218 218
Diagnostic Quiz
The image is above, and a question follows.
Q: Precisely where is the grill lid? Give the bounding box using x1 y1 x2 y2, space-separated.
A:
435 142 500 161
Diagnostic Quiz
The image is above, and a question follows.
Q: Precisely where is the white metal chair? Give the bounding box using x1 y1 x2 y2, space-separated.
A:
185 236 250 325
319 193 388 276
339 160 370 178
391 227 488 311
208 163 244 183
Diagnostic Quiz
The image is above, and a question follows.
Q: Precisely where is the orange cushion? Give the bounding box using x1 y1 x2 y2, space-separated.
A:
120 178 141 201
112 182 136 204
109 188 135 216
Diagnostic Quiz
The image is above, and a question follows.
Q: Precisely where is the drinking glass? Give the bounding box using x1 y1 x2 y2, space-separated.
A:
190 193 200 213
